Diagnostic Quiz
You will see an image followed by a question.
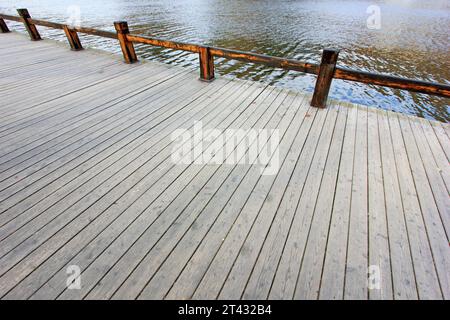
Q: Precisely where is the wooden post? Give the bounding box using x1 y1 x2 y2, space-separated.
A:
199 47 214 81
17 8 41 41
311 49 339 108
114 21 137 64
0 18 10 33
63 25 83 51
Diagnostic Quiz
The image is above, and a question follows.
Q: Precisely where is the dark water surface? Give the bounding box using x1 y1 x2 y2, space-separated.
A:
1 0 449 121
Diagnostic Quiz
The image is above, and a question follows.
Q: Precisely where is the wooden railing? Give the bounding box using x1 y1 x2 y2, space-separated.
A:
1 9 449 108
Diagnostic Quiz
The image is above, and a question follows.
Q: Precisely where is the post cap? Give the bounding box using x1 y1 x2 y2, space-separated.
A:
321 48 340 64
114 21 129 33
17 8 30 17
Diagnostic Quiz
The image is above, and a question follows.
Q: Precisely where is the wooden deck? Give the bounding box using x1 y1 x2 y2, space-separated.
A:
0 32 449 300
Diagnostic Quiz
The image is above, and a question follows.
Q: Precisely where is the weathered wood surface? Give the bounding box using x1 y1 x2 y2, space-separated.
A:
16 9 41 41
63 26 83 51
0 32 449 300
114 22 137 64
311 49 339 108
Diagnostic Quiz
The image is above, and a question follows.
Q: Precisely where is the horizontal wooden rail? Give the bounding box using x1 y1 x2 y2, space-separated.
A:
208 47 319 74
0 13 21 22
1 10 449 108
126 34 320 74
30 18 118 39
127 34 200 53
29 18 64 30
334 67 450 98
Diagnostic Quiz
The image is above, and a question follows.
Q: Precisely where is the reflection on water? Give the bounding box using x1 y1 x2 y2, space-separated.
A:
1 0 449 121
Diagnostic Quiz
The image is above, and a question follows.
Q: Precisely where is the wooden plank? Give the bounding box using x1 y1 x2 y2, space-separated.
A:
0 36 54 52
319 103 357 299
0 61 132 127
0 64 181 139
429 122 450 161
3 80 242 299
377 110 417 299
406 117 450 238
387 112 442 299
0 67 194 146
366 108 392 300
0 78 230 206
0 60 115 95
0 46 72 72
0 53 125 99
0 71 201 235
0 71 194 206
416 118 450 198
217 103 343 300
133 92 305 300
2 81 259 298
168 98 315 300
0 36 59 51
0 76 218 259
396 113 450 299
344 105 368 300
127 90 297 300
0 72 205 155
30 83 271 299
0 80 231 229
443 123 450 141
266 106 337 299
0 67 182 166
293 104 347 299
0 54 119 93
3 53 181 131
0 69 190 180
0 52 116 82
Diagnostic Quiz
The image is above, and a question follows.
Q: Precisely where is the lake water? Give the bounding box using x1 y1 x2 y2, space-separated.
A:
1 0 449 121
